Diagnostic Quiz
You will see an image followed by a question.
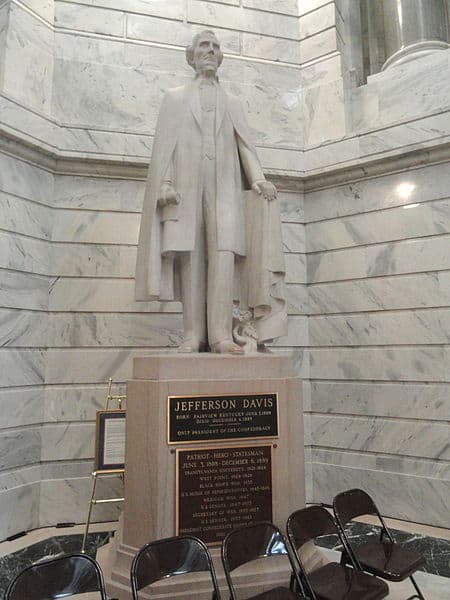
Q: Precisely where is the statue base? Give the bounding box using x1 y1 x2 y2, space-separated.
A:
102 353 306 599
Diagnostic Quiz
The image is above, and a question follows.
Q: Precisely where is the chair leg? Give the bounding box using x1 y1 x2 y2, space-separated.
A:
408 574 425 600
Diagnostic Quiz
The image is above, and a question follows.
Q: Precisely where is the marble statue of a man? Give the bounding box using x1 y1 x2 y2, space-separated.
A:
135 30 287 353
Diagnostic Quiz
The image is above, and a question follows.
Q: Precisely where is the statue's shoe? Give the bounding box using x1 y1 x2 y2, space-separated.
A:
211 340 244 354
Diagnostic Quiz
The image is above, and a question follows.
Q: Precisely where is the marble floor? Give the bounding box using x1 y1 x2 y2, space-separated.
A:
0 518 448 599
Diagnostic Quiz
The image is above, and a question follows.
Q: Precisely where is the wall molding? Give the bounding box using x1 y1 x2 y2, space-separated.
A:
2 125 450 193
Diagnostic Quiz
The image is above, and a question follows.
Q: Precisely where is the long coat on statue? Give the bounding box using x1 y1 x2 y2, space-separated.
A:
135 80 287 341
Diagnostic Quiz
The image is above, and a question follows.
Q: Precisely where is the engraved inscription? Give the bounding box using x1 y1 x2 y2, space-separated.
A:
168 393 278 443
177 445 272 544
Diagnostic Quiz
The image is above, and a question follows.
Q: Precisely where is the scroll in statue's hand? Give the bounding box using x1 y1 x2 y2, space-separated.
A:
252 180 277 202
157 183 181 208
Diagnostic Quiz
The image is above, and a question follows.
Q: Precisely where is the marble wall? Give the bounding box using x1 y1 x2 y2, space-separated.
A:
0 0 449 540
305 163 450 528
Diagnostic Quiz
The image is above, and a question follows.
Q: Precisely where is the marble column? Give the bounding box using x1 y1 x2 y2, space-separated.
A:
381 0 449 69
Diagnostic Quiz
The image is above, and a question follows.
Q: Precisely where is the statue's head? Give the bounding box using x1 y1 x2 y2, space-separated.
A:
186 30 223 75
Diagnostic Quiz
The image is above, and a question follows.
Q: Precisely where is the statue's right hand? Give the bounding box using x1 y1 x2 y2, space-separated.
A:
157 183 181 208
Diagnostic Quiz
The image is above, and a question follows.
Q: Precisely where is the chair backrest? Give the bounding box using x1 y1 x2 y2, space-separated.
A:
287 505 337 552
222 521 289 573
5 553 107 600
333 488 378 527
221 521 305 599
131 535 221 599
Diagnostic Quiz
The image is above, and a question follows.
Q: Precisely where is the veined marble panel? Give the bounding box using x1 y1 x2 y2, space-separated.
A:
40 461 93 479
51 209 139 244
44 384 124 421
282 222 305 252
309 347 450 382
299 0 333 16
55 31 126 66
0 270 49 310
19 0 54 22
312 449 450 480
311 415 449 459
0 463 42 490
53 176 144 212
58 125 153 159
301 54 342 89
3 4 54 114
285 284 308 315
48 277 181 313
304 163 450 223
272 316 308 346
306 199 450 252
0 232 50 275
0 95 58 154
241 33 301 64
311 463 449 528
55 2 125 36
361 52 450 132
39 475 122 526
123 42 191 71
50 242 136 277
0 152 54 206
126 14 240 54
0 482 40 539
243 0 299 15
300 28 337 64
285 253 307 284
307 272 450 314
207 0 239 5
220 66 302 148
304 78 345 146
307 235 450 282
0 4 8 86
309 308 450 346
279 192 304 223
44 348 160 384
257 146 304 173
0 308 48 347
358 111 450 157
299 2 335 39
0 387 44 428
187 0 300 39
46 313 183 347
0 349 45 387
53 58 188 133
304 136 359 171
0 192 52 240
0 428 41 470
310 381 450 420
41 423 95 461
59 0 185 20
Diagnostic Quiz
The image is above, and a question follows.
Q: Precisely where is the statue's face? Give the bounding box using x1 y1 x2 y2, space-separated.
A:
192 33 222 75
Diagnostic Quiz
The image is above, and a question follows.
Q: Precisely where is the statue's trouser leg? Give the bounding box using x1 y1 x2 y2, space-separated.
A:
202 157 234 346
179 212 207 349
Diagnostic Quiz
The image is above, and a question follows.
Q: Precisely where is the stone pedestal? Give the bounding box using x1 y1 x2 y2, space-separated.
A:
103 353 305 599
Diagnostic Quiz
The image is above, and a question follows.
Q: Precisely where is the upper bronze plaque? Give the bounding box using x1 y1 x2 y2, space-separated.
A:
168 393 278 444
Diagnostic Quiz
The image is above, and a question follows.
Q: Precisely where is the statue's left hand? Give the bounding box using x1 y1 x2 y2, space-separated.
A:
252 180 277 201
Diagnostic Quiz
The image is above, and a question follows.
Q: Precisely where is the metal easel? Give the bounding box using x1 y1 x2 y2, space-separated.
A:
81 379 127 553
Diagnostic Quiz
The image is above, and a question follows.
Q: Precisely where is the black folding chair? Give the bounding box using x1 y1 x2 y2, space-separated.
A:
221 521 308 600
131 534 221 599
5 552 107 599
333 489 426 600
287 505 389 600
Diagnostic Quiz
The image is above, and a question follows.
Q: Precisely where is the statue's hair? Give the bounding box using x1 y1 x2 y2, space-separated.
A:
186 30 223 70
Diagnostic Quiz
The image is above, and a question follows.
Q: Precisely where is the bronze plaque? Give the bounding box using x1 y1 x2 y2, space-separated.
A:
168 393 278 444
176 445 273 545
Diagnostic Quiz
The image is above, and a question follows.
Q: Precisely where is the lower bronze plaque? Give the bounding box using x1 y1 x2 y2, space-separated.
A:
176 445 272 545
